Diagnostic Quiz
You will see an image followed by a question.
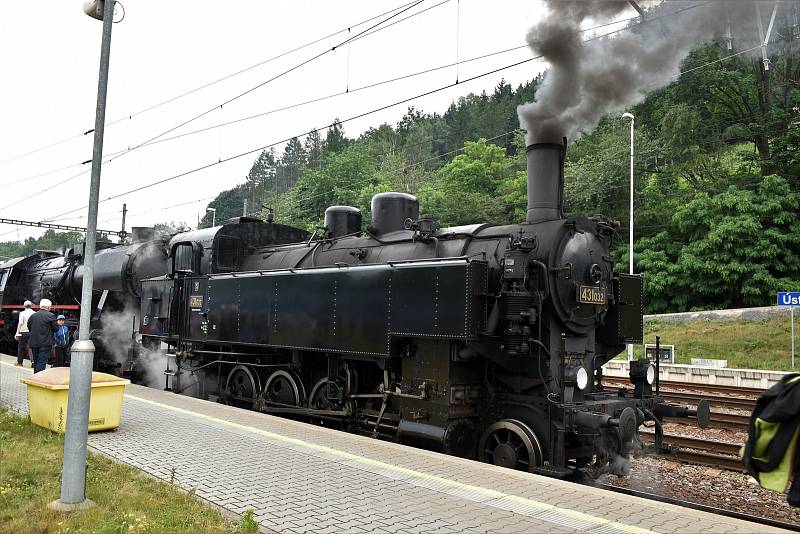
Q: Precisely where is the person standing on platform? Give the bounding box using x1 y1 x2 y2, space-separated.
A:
27 299 57 373
53 315 71 367
14 300 35 367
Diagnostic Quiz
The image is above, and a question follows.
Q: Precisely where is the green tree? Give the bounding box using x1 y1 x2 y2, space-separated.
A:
418 139 512 226
277 137 306 194
200 185 247 228
303 129 323 171
151 221 187 238
0 229 84 259
278 143 376 228
323 119 349 155
636 174 800 312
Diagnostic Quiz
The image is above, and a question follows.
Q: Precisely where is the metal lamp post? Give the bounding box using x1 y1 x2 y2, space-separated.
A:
207 207 217 227
49 0 115 512
622 112 635 362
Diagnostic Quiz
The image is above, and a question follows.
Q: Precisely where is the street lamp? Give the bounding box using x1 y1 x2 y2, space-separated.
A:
207 207 217 227
50 0 116 512
622 112 635 362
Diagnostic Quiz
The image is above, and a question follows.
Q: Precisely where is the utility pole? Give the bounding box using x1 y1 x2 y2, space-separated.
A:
120 203 127 240
622 112 635 362
243 198 248 217
50 0 115 512
792 306 796 369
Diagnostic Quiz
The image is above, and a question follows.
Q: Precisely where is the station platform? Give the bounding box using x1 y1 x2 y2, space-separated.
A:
0 355 787 534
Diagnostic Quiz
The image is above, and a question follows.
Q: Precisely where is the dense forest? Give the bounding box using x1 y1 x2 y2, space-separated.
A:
2 39 798 314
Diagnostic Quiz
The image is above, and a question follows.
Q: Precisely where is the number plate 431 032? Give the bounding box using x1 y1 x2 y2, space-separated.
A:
578 285 606 305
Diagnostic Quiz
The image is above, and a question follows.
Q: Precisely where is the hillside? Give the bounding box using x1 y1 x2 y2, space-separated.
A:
633 312 797 371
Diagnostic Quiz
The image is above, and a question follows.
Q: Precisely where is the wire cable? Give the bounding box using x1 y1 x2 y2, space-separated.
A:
98 1 429 167
0 0 701 184
0 4 705 194
40 56 539 222
0 0 445 200
15 3 790 226
0 0 424 168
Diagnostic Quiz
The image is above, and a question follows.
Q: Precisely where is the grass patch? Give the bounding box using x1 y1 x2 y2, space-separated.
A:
0 408 245 534
623 315 797 371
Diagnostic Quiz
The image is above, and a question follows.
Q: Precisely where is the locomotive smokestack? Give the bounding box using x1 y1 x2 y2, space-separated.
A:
526 138 565 223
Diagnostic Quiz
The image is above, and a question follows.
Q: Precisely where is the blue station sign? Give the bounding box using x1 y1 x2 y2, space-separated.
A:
778 292 800 306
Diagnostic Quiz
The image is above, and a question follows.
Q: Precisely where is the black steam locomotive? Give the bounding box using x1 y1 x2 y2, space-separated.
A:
135 140 708 476
0 228 169 372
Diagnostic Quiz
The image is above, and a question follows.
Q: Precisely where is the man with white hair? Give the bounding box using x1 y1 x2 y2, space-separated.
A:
14 300 34 367
27 298 58 373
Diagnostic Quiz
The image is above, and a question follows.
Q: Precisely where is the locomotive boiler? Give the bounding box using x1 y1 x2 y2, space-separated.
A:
140 139 708 476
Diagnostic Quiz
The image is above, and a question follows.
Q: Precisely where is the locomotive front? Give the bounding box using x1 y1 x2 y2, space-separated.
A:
477 139 707 475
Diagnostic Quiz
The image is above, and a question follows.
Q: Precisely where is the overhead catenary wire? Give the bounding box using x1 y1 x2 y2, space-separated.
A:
97 0 430 166
0 0 426 168
0 40 528 192
11 2 791 230
40 56 541 223
0 2 714 199
6 11 666 209
0 1 446 205
0 0 452 200
0 2 667 188
0 1 706 193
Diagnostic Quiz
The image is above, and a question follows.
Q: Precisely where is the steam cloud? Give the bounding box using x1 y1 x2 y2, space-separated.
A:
518 1 759 144
100 306 164 387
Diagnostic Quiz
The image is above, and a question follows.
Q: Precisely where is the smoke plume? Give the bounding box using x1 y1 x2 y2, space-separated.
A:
99 306 164 387
518 1 759 144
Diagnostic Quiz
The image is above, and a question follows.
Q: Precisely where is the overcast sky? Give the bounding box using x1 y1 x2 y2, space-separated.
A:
0 0 638 242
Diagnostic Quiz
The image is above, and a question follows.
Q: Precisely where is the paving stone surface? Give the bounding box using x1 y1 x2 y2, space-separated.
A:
0 355 786 534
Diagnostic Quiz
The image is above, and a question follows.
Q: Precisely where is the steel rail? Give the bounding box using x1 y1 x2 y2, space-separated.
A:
639 432 744 472
665 412 750 431
658 391 756 411
603 377 765 396
640 432 743 456
587 482 800 532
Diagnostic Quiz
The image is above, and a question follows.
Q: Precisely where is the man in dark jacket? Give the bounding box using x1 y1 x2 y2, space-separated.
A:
27 298 58 373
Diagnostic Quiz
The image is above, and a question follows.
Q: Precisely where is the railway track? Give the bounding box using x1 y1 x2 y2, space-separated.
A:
588 482 800 532
658 390 756 411
602 377 759 412
665 411 750 431
640 432 744 471
603 376 764 397
664 413 750 430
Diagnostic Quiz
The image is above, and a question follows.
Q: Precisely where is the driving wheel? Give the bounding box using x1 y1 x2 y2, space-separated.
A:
478 419 543 472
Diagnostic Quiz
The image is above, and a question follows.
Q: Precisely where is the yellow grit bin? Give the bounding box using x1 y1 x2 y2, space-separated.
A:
21 367 130 433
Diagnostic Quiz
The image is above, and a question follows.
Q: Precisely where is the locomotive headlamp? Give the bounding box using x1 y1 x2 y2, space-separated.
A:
576 366 589 390
646 363 655 385
629 358 654 397
564 364 589 392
